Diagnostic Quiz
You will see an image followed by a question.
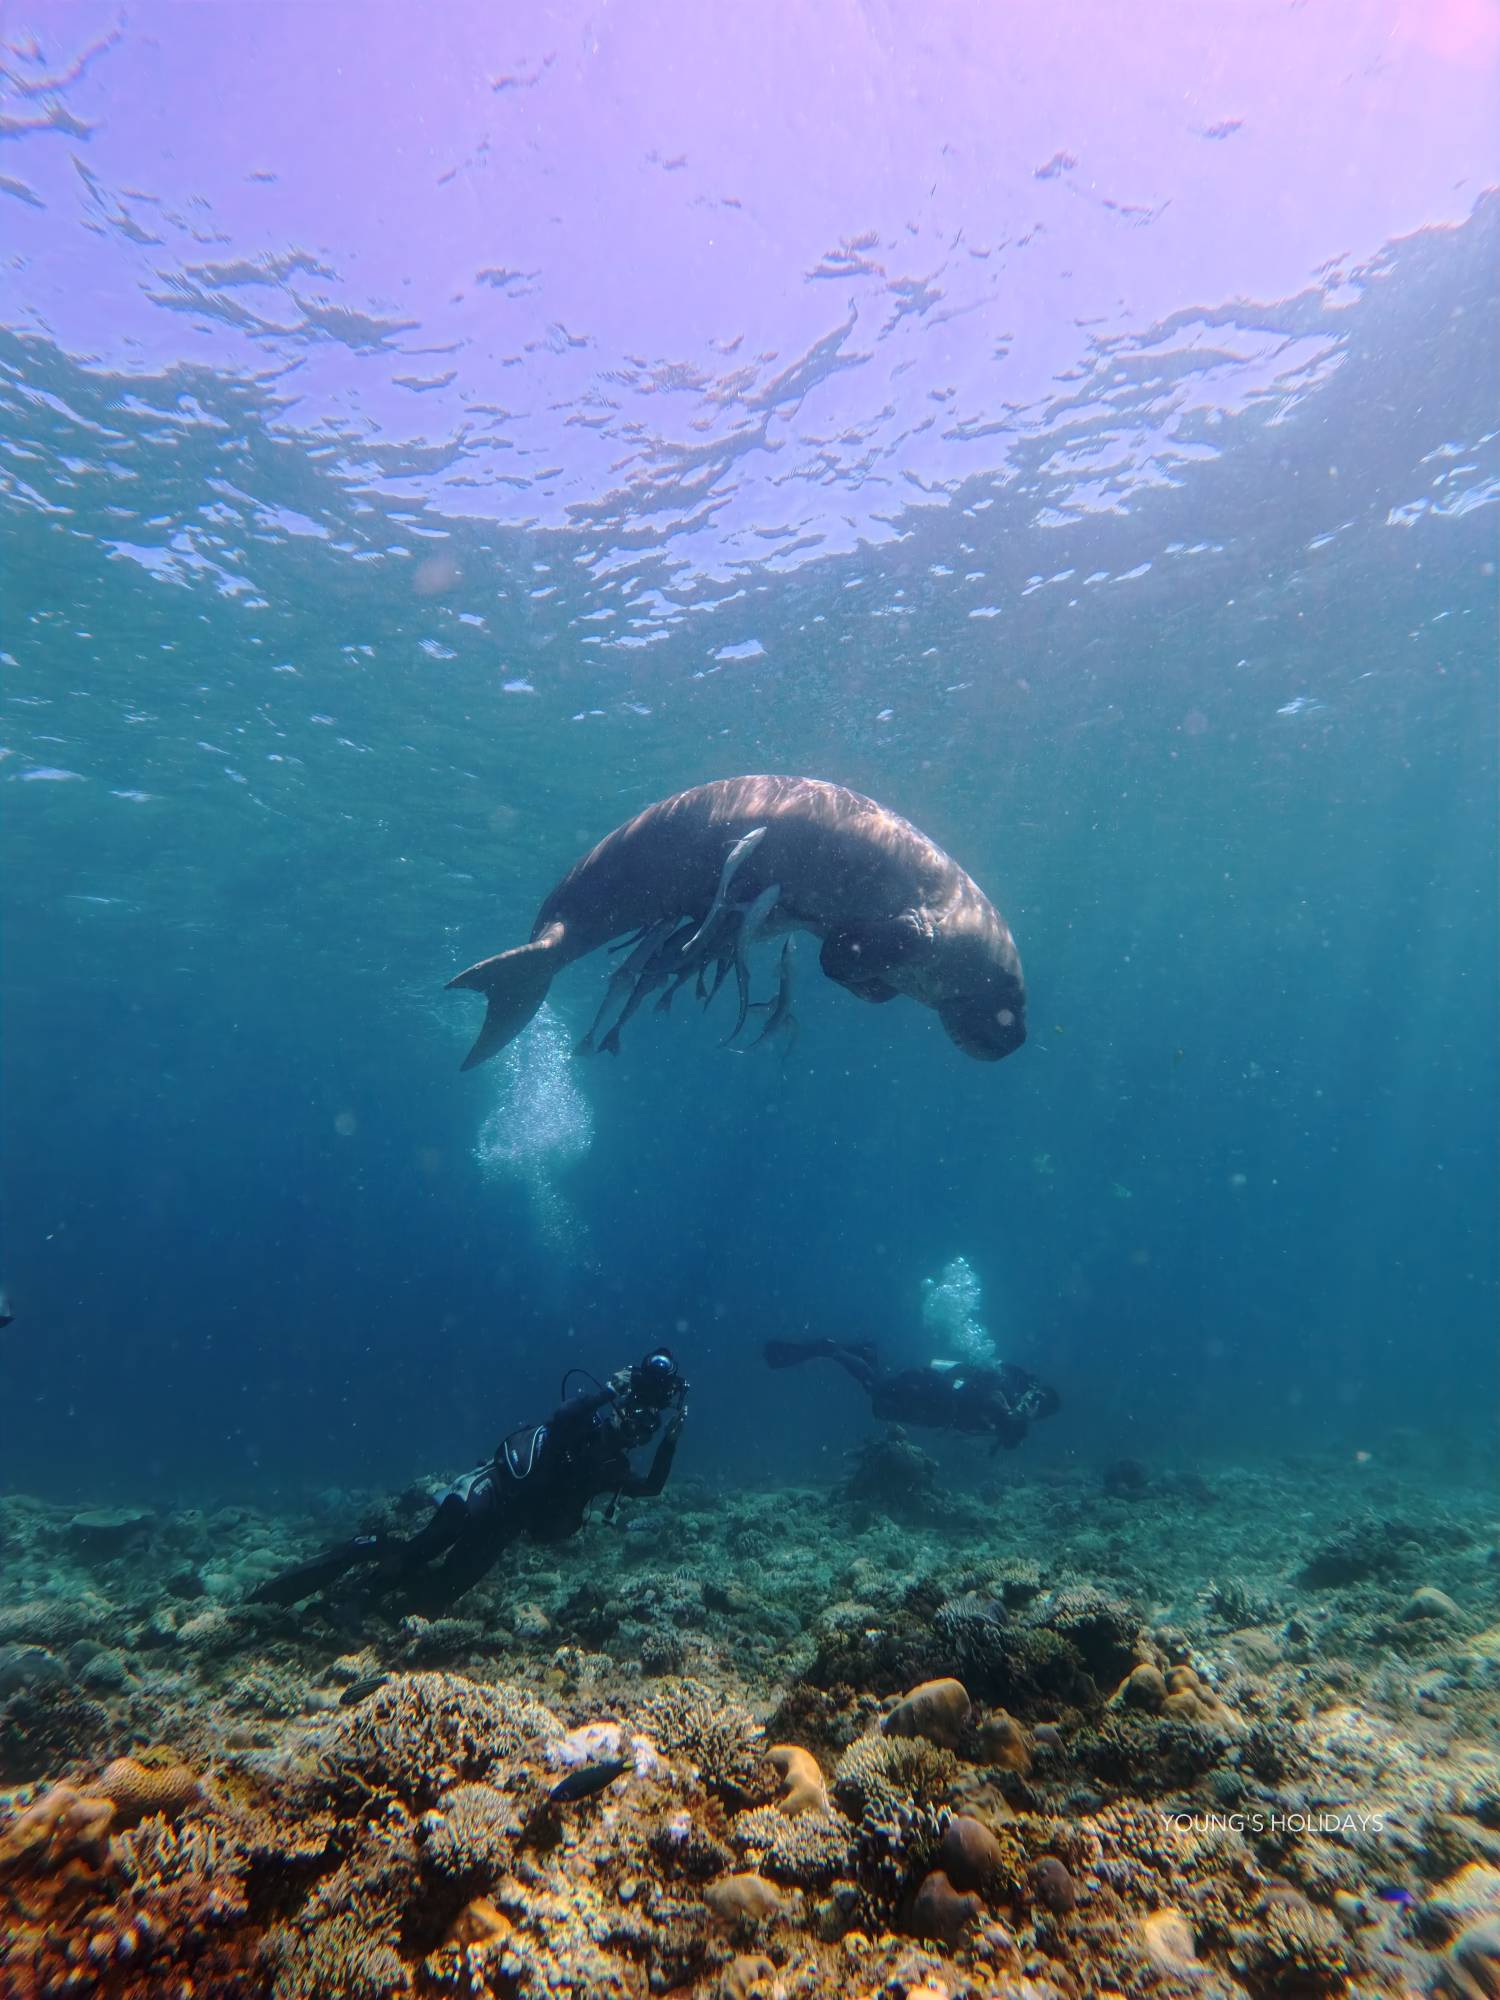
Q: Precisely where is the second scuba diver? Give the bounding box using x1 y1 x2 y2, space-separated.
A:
764 1336 1059 1448
249 1347 688 1617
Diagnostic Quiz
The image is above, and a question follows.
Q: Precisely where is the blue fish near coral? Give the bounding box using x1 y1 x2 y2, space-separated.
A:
548 1757 631 1805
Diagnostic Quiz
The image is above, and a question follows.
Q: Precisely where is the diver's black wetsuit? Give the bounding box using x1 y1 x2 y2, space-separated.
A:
249 1352 686 1616
765 1338 1059 1449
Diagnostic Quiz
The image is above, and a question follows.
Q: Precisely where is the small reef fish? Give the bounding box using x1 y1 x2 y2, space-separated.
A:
0 1289 12 1331
547 1757 631 1805
447 776 1026 1067
338 1673 389 1708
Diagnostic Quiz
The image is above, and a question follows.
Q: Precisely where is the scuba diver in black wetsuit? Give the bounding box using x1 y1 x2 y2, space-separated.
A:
764 1337 1059 1449
249 1348 687 1617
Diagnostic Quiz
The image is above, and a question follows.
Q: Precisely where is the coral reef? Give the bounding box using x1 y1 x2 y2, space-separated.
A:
0 1446 1495 1999
837 1432 942 1522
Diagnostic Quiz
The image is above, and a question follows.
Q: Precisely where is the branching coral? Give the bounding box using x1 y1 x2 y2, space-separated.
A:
932 1593 1100 1714
1074 1710 1231 1794
641 1677 764 1799
1230 1887 1350 1996
832 1732 958 1820
258 1814 417 2000
415 1781 518 1892
322 1670 561 1809
1 1783 260 2000
1035 1586 1142 1686
851 1798 949 1930
0 1683 114 1784
731 1804 853 1888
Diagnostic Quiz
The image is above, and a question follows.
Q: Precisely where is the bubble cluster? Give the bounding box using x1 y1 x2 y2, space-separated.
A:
920 1254 995 1366
474 1006 593 1251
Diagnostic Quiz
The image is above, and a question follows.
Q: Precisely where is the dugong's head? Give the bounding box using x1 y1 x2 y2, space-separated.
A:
937 984 1026 1061
819 898 1027 1061
932 918 1027 1062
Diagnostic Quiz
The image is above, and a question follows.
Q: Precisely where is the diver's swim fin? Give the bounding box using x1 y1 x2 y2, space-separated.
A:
447 923 564 1070
247 1535 386 1607
764 1338 840 1370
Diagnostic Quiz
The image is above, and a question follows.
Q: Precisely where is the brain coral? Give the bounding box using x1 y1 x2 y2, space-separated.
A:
96 1754 201 1827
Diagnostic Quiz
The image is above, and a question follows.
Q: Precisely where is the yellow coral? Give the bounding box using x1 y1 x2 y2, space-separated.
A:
443 1894 512 1950
705 1871 786 1925
766 1743 827 1815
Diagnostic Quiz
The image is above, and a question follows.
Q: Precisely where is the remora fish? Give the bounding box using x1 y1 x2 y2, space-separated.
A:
721 881 781 1045
596 917 697 1056
576 916 674 1055
548 1757 631 1805
684 823 765 949
448 776 1026 1067
745 938 798 1051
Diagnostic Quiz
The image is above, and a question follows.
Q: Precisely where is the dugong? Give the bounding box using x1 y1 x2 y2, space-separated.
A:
448 775 1026 1067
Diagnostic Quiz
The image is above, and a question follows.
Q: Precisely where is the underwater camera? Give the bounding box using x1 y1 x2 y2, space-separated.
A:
609 1347 687 1444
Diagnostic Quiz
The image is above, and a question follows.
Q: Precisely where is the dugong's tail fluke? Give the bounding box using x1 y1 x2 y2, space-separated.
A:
447 923 564 1070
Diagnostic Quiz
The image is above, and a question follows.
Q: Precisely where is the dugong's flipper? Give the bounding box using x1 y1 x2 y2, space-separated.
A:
448 922 566 1070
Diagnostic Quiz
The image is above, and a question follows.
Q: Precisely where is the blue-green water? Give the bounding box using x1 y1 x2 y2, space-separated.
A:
1 41 1495 1511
